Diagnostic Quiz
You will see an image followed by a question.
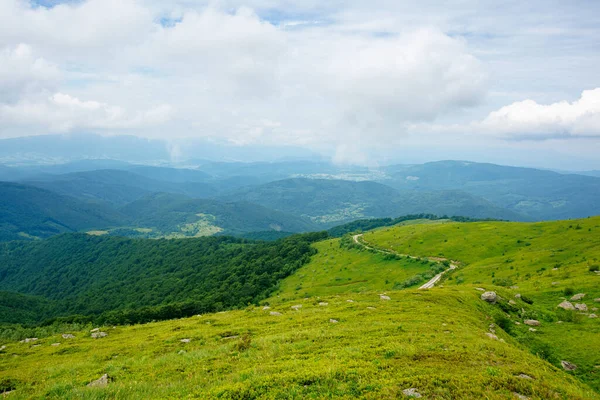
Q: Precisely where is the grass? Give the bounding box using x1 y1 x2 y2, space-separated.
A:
1 217 600 398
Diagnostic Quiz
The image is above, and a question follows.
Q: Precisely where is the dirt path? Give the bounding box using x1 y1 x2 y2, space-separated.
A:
352 234 457 290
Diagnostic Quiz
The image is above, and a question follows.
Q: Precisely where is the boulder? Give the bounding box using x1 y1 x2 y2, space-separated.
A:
508 300 517 306
269 311 282 316
62 334 75 339
481 291 497 303
524 320 540 326
557 301 575 310
528 328 537 332
51 343 60 346
517 374 533 380
90 328 100 333
318 302 329 306
514 294 521 299
366 307 376 310
291 305 302 310
379 294 391 301
513 393 529 400
485 333 498 340
262 306 271 310
561 361 577 371
91 332 108 339
180 338 191 343
570 293 585 301
20 338 38 343
346 300 354 303
87 374 109 388
402 388 422 398
595 298 600 303
589 314 597 318
575 303 588 312
475 288 485 291
329 319 339 324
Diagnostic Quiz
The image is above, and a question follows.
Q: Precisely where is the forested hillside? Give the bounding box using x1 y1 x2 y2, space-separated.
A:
0 232 326 325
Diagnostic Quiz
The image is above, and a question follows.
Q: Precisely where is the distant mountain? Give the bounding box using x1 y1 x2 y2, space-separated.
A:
220 178 524 226
23 169 218 206
119 193 317 237
382 160 600 220
0 182 126 241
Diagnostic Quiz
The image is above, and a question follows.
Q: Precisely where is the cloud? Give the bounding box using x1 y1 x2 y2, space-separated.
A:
479 88 600 139
0 92 173 133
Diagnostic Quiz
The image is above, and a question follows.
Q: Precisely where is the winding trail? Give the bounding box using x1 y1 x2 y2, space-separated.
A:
352 234 457 290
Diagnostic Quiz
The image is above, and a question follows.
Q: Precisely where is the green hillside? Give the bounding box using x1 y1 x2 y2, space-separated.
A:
1 217 599 398
0 182 125 241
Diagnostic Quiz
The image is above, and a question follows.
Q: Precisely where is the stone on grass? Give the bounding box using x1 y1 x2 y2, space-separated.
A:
475 288 485 291
367 307 376 310
91 332 108 339
346 300 354 303
87 374 109 388
514 294 521 299
269 311 282 316
508 300 517 306
291 305 302 310
402 388 422 398
0 345 6 351
575 303 588 312
557 301 575 310
90 328 100 333
513 393 529 400
524 319 540 326
589 314 597 318
329 319 339 324
262 306 271 310
594 298 600 303
517 374 533 380
570 293 585 301
20 338 38 343
485 332 498 340
481 292 497 303
318 302 329 306
180 338 191 343
51 343 60 346
379 294 391 301
528 328 537 332
62 334 75 339
561 361 577 371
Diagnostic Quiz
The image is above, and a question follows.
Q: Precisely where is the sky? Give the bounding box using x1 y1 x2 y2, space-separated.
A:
0 0 599 169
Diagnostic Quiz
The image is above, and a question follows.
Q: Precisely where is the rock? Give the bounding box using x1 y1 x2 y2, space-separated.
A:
20 338 38 343
570 293 585 301
62 334 75 339
515 294 521 299
514 321 521 325
91 332 108 339
513 393 529 400
575 303 588 312
291 305 302 310
556 321 563 324
402 388 422 398
262 306 271 310
557 301 575 310
90 328 100 333
318 302 329 306
481 291 497 303
524 319 540 326
485 332 498 340
87 374 109 388
475 288 485 291
178 350 186 355
589 314 598 318
329 319 338 324
594 298 600 303
510 286 519 290
561 361 577 371
592 307 598 311
528 328 537 332
346 300 354 303
552 268 559 271
269 311 282 316
508 300 516 306
551 282 558 286
51 343 61 346
366 307 376 310
517 374 533 380
379 294 391 301
0 345 6 351
180 338 191 343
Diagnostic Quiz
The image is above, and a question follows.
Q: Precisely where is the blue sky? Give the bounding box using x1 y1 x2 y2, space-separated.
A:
1 0 599 169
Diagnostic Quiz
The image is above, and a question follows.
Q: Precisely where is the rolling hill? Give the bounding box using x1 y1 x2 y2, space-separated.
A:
0 182 125 241
382 160 600 220
220 178 525 225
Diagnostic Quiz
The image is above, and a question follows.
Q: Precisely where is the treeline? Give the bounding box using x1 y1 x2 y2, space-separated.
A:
328 214 500 237
0 231 327 327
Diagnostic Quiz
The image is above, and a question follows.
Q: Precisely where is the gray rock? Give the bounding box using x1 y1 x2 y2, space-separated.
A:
475 288 485 291
524 319 540 326
329 319 339 323
51 343 60 346
180 338 191 343
366 307 376 310
0 345 6 351
508 300 517 306
402 388 422 398
595 298 600 303
557 301 575 310
481 291 497 303
528 328 537 332
379 294 391 301
561 361 577 371
570 293 585 301
318 302 329 306
90 328 100 333
262 306 271 310
517 374 533 380
346 300 354 303
87 374 109 388
269 311 282 316
291 305 302 310
513 393 529 400
62 334 75 339
91 332 107 339
20 338 38 343
485 332 498 340
514 294 521 299
589 314 598 318
575 303 588 312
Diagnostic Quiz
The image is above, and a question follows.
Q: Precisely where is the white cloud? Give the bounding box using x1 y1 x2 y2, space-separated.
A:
479 88 600 139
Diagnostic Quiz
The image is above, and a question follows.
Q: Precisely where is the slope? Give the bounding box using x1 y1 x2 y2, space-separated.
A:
364 217 600 390
0 182 126 241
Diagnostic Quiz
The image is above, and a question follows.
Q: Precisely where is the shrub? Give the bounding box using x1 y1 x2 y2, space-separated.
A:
589 265 599 272
563 287 575 296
